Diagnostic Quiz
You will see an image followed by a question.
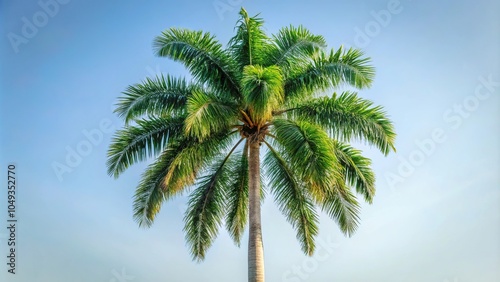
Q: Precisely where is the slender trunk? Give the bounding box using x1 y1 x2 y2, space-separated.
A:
248 140 265 282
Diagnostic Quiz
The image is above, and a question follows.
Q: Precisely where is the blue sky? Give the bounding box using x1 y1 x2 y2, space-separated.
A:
1 0 499 281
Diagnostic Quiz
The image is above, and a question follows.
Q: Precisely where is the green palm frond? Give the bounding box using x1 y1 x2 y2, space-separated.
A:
270 119 341 200
185 89 239 139
115 75 196 124
225 141 249 246
133 133 237 229
133 143 183 227
228 8 271 68
268 25 326 69
162 131 238 195
153 28 239 99
184 138 244 260
241 65 284 123
286 92 396 155
264 142 319 255
184 158 229 261
333 141 375 203
321 188 361 237
284 47 375 102
107 116 185 178
322 47 375 89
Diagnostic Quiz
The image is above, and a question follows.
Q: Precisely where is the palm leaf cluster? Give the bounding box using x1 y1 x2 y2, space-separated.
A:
107 8 395 261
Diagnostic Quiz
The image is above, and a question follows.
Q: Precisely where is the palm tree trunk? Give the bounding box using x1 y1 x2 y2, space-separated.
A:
248 140 265 282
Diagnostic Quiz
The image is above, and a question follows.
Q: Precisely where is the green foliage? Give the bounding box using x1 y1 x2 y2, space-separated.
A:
333 141 376 203
162 132 237 197
229 8 271 68
185 89 238 139
264 144 319 255
320 188 361 236
284 47 375 103
107 115 185 178
271 119 341 200
241 65 284 123
184 156 232 261
132 143 183 228
288 91 396 155
115 75 196 124
323 47 375 89
184 138 245 260
132 133 237 228
153 28 239 98
224 142 249 245
268 25 326 69
108 7 396 262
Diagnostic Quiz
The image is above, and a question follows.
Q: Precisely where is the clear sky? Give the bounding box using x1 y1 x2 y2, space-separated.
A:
1 0 499 281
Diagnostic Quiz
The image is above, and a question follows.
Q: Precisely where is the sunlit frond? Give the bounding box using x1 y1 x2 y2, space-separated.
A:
184 156 230 261
264 143 319 255
115 75 197 123
133 144 183 227
163 132 238 195
241 65 284 123
228 8 271 68
185 89 239 139
270 119 341 199
287 92 396 155
225 141 249 245
184 138 244 260
333 141 375 203
284 47 375 102
268 25 326 69
153 28 239 99
321 188 361 237
107 116 184 178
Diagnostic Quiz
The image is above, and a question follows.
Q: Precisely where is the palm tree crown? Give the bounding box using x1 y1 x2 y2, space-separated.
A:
107 8 395 282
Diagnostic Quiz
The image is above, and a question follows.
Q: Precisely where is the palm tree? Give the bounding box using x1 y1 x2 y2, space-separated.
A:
107 8 395 282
